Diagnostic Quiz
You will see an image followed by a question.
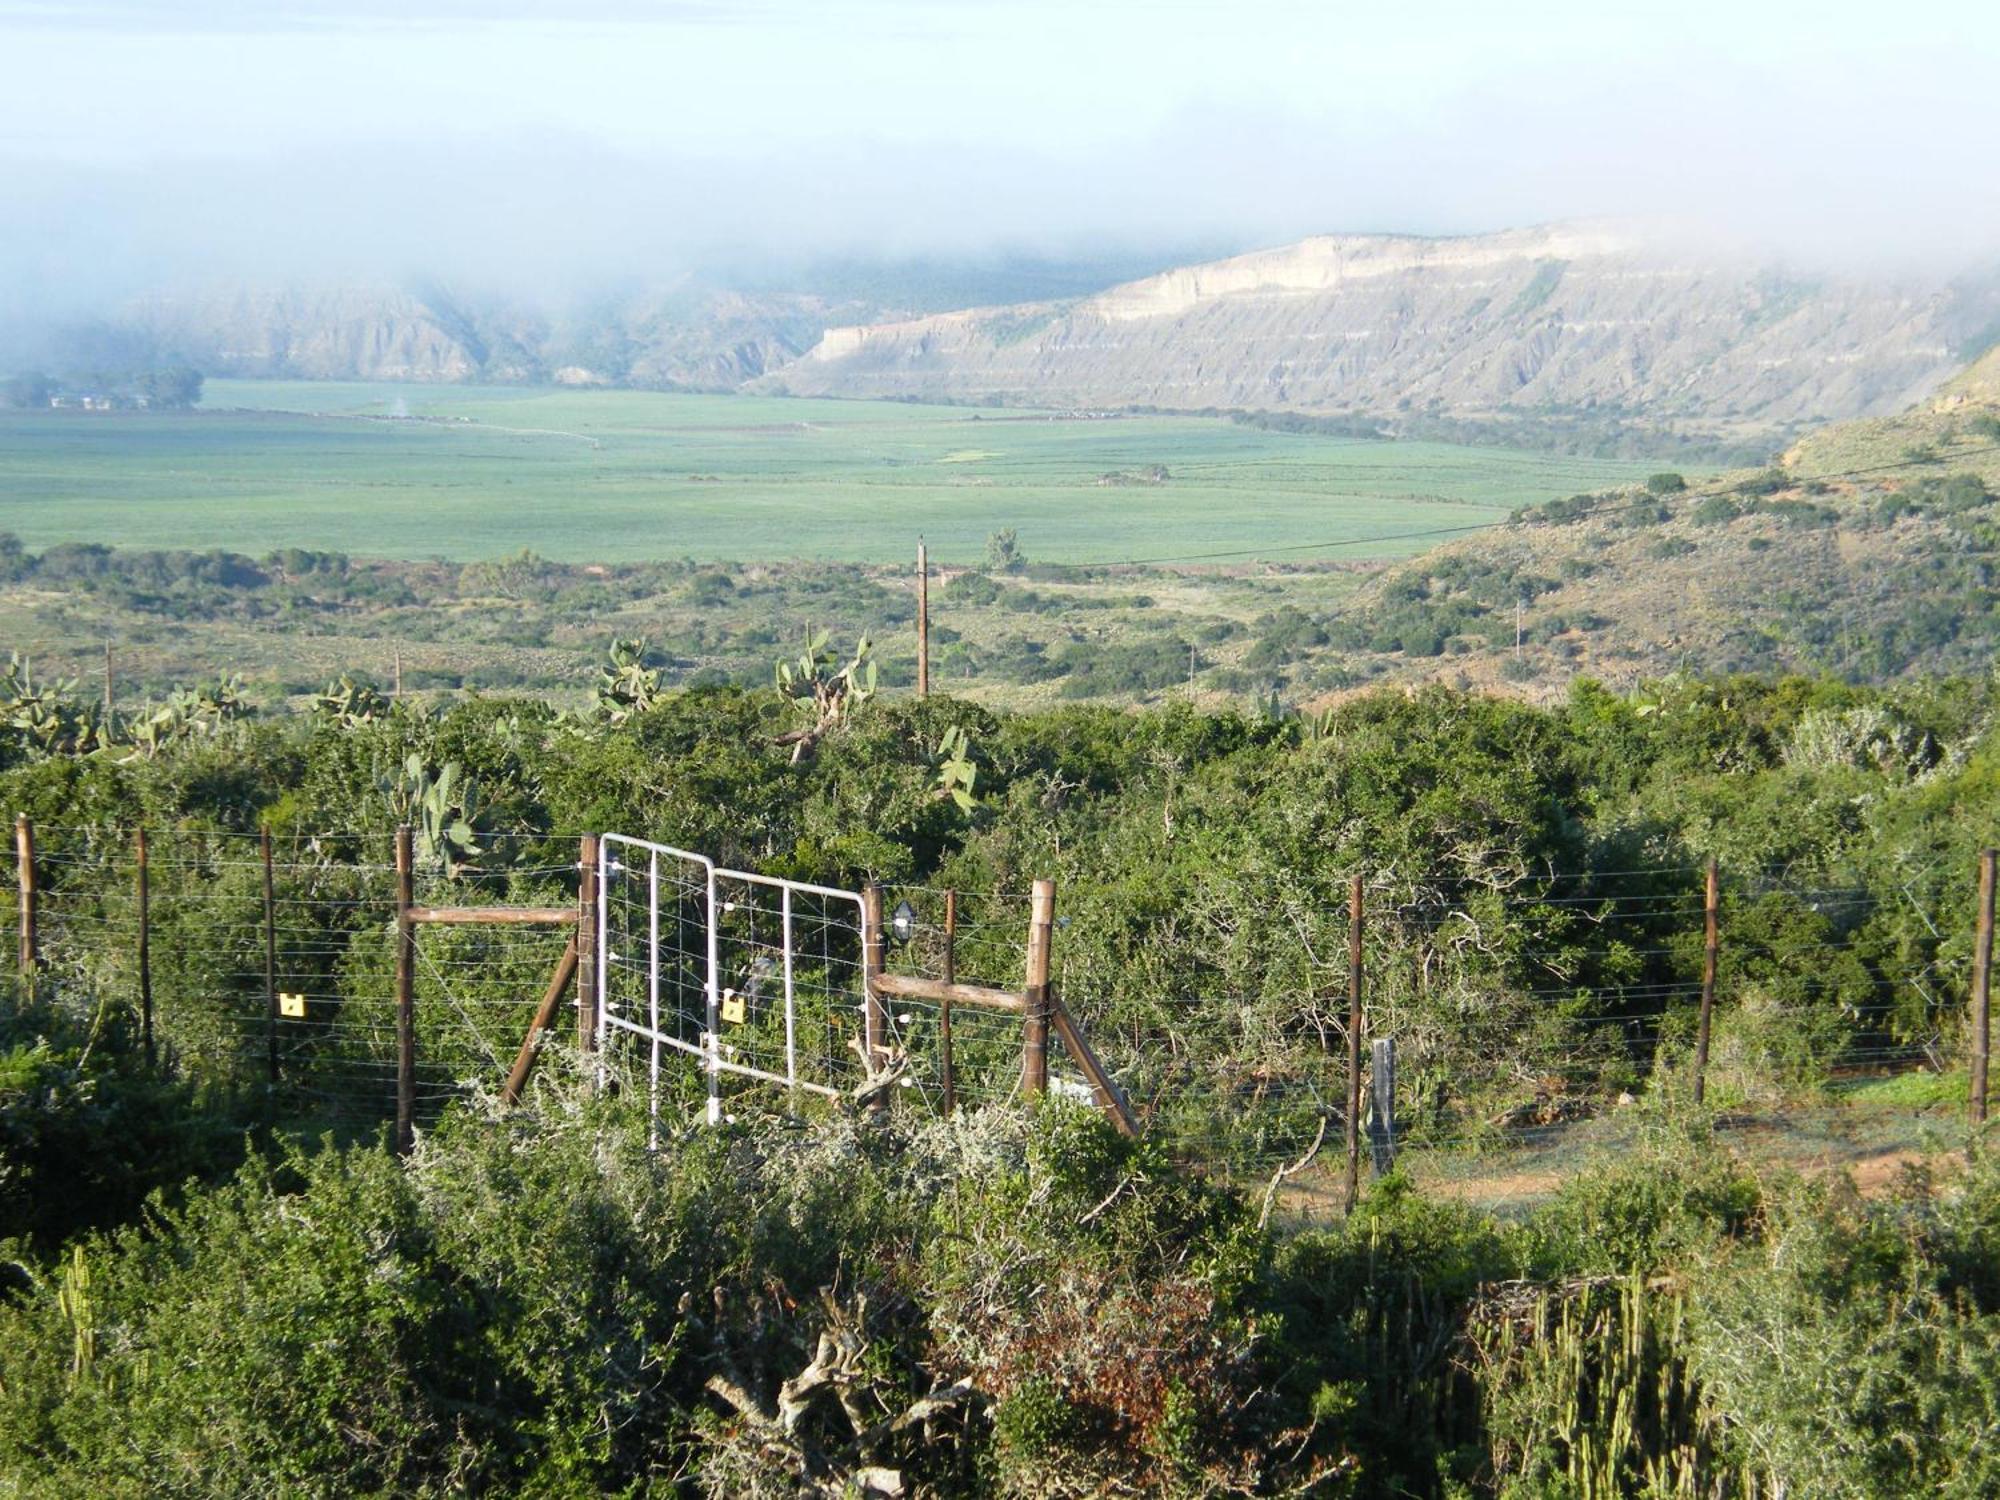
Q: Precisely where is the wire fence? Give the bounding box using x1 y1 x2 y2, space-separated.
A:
5 825 1988 1194
8 826 585 1134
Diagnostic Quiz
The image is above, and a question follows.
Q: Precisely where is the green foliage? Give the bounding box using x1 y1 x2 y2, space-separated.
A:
1691 493 1741 526
1 653 103 758
773 628 878 763
592 636 663 724
378 753 489 875
1524 1135 1763 1276
1644 471 1688 495
311 673 389 728
983 528 1024 573
929 723 979 811
0 986 258 1248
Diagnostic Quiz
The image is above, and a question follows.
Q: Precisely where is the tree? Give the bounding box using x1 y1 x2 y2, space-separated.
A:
139 367 203 410
985 528 1024 574
1 372 53 409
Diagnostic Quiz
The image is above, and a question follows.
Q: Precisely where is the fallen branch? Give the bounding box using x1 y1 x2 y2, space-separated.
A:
1259 1114 1330 1230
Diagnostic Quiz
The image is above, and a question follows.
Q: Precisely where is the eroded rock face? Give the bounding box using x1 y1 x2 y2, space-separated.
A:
115 283 862 391
130 286 486 382
761 225 2000 432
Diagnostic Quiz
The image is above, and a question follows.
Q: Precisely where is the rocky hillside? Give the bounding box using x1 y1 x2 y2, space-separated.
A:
1309 394 2000 697
761 225 2000 440
33 252 1198 394
106 281 870 390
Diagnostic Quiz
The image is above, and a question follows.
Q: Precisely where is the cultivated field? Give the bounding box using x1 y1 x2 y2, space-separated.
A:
0 381 1659 564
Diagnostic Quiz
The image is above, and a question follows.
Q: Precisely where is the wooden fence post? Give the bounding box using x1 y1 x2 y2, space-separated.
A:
1973 848 1995 1127
394 825 415 1155
1022 879 1055 1096
939 889 957 1115
503 935 580 1107
1694 859 1719 1105
577 835 599 1065
916 538 930 699
1344 874 1364 1214
261 826 279 1085
1369 1036 1397 1176
136 827 153 1068
862 883 888 1110
15 813 35 983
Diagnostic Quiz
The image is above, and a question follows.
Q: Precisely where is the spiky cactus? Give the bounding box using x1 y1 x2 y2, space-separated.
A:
772 629 876 763
595 638 663 725
379 753 488 875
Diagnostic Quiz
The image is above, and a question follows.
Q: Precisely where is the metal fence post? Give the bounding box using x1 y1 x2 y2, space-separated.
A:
1369 1037 1397 1176
394 825 415 1155
1344 874 1364 1214
15 813 35 983
1973 848 1995 1126
863 883 888 1111
577 834 599 1064
261 826 279 1085
939 889 957 1115
136 827 153 1067
1694 859 1719 1105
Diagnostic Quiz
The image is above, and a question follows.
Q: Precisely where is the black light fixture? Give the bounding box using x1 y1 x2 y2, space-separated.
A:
890 898 918 946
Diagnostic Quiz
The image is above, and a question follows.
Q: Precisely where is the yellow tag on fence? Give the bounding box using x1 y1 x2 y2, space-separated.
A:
278 992 306 1019
720 991 746 1025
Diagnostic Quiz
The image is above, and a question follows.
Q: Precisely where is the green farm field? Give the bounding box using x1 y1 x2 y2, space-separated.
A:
0 381 1662 564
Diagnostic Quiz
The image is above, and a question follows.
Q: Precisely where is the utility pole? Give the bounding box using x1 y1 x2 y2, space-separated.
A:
916 538 930 698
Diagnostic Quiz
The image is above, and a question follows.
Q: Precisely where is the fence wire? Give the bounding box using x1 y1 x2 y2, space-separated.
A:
4 831 1984 1193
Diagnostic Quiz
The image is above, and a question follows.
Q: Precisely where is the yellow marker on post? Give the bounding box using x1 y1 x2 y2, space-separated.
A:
278 992 306 1018
720 989 746 1025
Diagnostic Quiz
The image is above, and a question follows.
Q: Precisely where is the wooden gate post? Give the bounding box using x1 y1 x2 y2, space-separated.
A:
1694 859 1720 1105
261 826 279 1085
1973 848 1995 1127
1344 874 1364 1214
1022 879 1055 1096
15 813 35 982
136 827 154 1068
577 835 599 1064
394 825 416 1155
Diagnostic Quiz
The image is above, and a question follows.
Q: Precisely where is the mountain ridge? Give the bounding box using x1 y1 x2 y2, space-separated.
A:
762 224 2000 440
21 226 2000 448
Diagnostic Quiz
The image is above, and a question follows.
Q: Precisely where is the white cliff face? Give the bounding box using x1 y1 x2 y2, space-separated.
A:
768 225 2000 431
1083 224 1637 323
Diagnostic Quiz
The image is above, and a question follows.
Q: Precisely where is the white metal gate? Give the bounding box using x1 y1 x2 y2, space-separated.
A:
596 834 875 1131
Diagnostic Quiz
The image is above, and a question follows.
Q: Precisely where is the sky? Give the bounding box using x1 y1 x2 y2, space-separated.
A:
2 0 1998 313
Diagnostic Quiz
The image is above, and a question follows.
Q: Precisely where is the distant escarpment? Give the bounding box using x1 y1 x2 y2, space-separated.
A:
106 283 878 391
760 225 2000 439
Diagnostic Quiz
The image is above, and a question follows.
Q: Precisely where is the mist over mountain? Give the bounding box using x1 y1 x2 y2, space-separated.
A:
764 225 2000 441
7 249 1218 393
23 224 1999 452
